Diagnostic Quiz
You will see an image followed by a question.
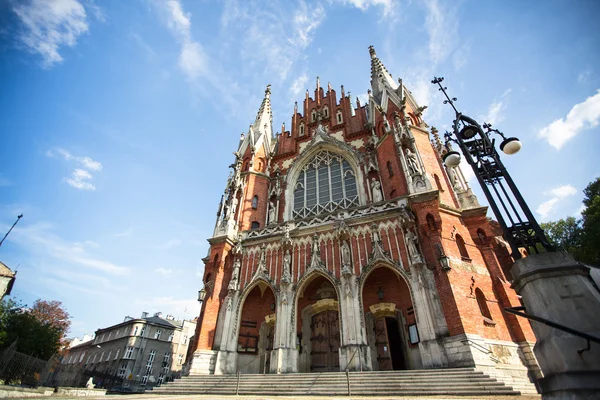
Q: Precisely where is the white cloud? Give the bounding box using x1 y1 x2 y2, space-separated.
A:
11 0 89 68
423 0 457 65
47 148 103 171
538 90 600 150
335 0 396 18
155 267 173 276
64 168 95 190
113 226 133 237
536 184 578 220
4 221 130 275
160 0 207 80
482 89 512 126
578 69 592 84
47 148 102 190
290 73 309 97
158 238 182 250
291 1 326 48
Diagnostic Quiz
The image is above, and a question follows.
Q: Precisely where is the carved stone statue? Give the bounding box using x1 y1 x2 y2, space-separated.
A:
228 258 241 291
405 230 422 264
228 196 239 218
405 147 421 175
282 249 292 283
446 166 461 190
341 240 352 268
371 178 383 203
268 200 277 224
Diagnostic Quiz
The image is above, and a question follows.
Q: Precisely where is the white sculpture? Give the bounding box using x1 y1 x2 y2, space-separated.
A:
371 178 383 203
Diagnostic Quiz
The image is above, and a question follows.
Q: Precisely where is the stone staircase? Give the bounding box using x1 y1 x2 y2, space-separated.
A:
152 367 533 396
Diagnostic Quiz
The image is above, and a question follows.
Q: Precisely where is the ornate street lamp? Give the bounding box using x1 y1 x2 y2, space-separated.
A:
197 288 207 303
431 77 553 258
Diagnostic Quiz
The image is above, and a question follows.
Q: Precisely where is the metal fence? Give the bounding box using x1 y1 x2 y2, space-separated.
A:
0 342 160 393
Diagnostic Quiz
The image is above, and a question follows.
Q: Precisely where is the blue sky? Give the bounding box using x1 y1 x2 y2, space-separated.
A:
1 0 599 339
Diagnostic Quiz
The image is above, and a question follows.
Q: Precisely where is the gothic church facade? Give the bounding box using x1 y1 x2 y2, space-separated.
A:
190 47 539 382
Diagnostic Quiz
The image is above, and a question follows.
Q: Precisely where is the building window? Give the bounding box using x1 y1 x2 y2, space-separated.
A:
133 326 139 336
106 351 111 361
177 354 184 365
163 352 170 370
477 228 487 245
183 334 188 345
252 195 258 209
387 161 394 177
475 288 494 323
293 151 359 219
155 329 162 340
125 347 134 359
118 363 127 378
108 332 112 340
157 374 165 385
92 354 97 364
323 106 329 118
148 350 156 363
311 109 317 122
79 352 85 363
251 221 260 230
455 234 470 261
336 110 343 124
140 326 146 337
114 349 120 360
168 332 174 342
299 123 305 136
100 351 104 360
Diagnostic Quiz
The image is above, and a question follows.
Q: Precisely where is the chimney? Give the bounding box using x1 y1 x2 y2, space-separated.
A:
141 311 149 319
154 312 163 318
124 316 133 322
166 315 174 320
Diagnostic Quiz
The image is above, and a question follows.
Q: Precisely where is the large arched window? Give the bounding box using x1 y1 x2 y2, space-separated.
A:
475 288 493 321
293 151 359 219
455 234 470 261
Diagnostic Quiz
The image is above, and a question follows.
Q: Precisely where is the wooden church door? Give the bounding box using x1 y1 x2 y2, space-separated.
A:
310 310 340 371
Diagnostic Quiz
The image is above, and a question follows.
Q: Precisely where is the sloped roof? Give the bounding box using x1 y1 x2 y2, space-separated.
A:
0 261 15 278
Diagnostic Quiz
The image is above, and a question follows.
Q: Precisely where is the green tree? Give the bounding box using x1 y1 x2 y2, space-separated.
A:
540 216 583 256
0 298 69 361
580 177 600 265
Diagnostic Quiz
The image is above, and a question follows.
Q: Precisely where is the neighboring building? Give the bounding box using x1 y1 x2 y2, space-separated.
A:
68 334 94 348
64 312 196 386
189 46 540 386
0 261 16 300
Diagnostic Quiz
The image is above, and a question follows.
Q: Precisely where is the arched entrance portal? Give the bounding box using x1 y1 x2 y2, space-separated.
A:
237 281 276 374
362 266 416 371
297 274 341 372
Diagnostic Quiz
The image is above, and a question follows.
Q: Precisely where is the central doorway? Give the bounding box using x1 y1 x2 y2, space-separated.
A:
374 316 405 370
310 310 340 372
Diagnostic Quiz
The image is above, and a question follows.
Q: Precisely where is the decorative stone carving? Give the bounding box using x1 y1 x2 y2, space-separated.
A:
371 178 383 203
268 200 277 225
254 244 268 279
405 229 423 266
341 240 352 275
405 147 421 176
369 223 390 262
281 249 292 284
281 224 293 249
228 258 241 291
309 234 325 270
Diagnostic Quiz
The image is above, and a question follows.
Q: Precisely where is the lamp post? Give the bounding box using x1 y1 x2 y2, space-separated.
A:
0 214 23 248
432 77 600 399
431 77 552 259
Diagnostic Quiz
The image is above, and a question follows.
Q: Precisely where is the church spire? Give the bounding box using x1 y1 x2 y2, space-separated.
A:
252 84 273 142
369 45 398 102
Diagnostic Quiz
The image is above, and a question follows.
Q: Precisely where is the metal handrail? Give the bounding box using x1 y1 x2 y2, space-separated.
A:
345 348 359 372
504 306 600 353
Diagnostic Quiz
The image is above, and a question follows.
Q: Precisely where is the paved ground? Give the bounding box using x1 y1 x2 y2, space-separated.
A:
23 395 541 400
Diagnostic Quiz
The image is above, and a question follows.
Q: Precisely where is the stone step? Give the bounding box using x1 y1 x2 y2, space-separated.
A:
151 368 526 397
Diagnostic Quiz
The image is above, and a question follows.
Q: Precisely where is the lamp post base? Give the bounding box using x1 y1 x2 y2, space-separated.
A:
511 252 600 400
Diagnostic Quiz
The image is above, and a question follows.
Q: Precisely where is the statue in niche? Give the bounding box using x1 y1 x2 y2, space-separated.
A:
405 147 421 176
405 230 422 263
268 200 277 224
229 258 241 291
282 249 292 283
367 152 378 172
447 166 461 191
371 178 383 203
228 197 239 219
341 240 352 268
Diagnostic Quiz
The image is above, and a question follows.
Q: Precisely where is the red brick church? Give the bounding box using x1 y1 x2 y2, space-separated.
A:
188 46 540 384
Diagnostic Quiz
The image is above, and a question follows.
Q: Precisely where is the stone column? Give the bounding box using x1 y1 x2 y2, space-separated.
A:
410 264 449 368
511 252 600 399
272 283 298 373
338 273 372 371
213 291 240 374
